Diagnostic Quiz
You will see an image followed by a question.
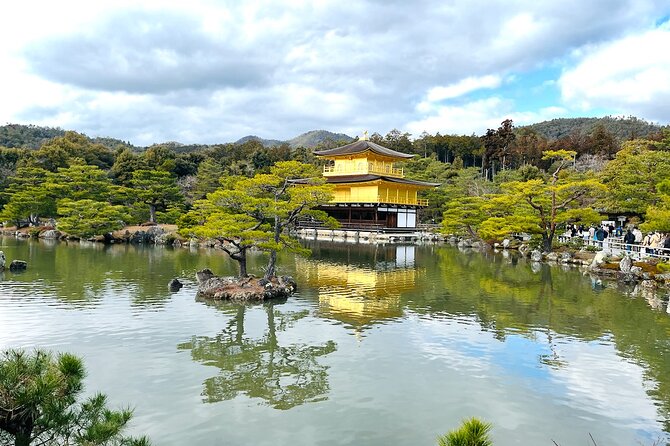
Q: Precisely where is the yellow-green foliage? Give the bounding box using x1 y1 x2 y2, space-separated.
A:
56 199 129 238
442 151 603 249
640 179 670 233
438 418 493 446
600 140 670 214
658 263 670 273
178 161 336 277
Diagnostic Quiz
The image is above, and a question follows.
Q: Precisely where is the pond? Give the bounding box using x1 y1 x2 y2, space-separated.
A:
1 237 669 445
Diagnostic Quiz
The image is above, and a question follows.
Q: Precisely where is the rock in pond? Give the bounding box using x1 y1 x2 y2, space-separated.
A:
545 252 559 263
168 278 184 291
39 229 61 239
195 268 296 302
530 250 543 262
0 251 5 270
589 251 608 269
619 256 633 273
560 251 572 263
9 260 27 271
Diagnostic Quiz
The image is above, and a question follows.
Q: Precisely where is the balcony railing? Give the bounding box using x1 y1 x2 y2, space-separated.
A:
329 196 428 206
323 163 404 178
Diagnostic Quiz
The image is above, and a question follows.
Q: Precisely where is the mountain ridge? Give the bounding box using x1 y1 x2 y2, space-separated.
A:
1 117 666 151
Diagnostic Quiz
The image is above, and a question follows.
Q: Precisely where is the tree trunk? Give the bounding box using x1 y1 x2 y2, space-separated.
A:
238 255 248 279
149 204 157 224
264 215 281 280
542 232 555 252
265 251 276 280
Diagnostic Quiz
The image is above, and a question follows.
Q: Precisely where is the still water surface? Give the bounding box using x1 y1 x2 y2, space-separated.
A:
1 237 669 445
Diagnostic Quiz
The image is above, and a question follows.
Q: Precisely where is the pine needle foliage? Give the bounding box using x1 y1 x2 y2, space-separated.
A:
0 349 150 446
438 418 493 446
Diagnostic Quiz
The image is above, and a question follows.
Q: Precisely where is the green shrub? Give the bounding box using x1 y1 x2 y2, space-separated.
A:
438 418 493 446
28 227 42 238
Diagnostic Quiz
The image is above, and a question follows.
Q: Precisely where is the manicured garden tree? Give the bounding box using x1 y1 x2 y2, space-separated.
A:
499 150 603 251
56 199 130 239
178 161 335 279
48 164 113 202
442 151 603 250
244 161 336 279
0 349 149 446
130 170 183 224
180 197 271 278
442 196 488 239
599 139 670 216
0 167 55 227
640 179 670 233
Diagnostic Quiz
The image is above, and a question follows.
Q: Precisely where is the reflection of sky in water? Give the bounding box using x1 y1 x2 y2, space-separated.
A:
411 315 661 442
2 238 670 445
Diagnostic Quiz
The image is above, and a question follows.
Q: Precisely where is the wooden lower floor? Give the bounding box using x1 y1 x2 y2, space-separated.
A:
310 204 422 231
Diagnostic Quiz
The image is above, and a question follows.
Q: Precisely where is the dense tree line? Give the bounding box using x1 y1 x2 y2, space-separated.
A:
0 120 668 251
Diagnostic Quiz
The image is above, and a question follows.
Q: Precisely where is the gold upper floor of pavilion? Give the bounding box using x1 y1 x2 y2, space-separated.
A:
314 140 413 179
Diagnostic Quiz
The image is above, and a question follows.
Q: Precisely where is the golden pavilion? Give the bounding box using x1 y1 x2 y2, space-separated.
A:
311 137 439 230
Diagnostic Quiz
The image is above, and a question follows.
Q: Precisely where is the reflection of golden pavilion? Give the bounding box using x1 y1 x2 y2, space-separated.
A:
295 253 422 329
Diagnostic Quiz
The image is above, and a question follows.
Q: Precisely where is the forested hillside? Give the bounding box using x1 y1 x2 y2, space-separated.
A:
523 116 665 141
2 117 664 153
234 135 283 147
287 130 353 148
0 124 65 149
0 118 668 248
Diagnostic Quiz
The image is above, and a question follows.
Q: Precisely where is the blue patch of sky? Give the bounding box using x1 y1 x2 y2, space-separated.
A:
441 65 564 110
498 66 562 110
465 64 621 119
655 14 670 27
478 66 561 108
487 332 555 382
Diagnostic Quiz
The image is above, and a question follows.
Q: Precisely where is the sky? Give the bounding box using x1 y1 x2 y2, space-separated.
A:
1 0 670 146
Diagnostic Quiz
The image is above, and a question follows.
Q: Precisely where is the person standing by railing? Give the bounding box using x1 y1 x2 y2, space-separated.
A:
624 229 635 251
642 233 652 254
650 231 662 255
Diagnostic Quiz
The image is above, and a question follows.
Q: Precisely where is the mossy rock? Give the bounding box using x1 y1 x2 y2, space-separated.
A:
633 262 661 274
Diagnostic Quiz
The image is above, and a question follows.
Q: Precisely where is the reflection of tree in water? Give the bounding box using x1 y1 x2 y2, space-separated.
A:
178 302 337 410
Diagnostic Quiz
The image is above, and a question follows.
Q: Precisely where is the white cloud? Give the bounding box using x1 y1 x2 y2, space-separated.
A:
1 0 669 143
425 75 502 102
559 21 670 121
407 97 567 135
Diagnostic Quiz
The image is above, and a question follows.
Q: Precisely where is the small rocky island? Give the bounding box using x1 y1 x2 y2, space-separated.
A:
195 269 297 301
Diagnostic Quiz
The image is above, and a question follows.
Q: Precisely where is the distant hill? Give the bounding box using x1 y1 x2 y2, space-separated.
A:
286 130 354 148
234 130 354 149
522 116 666 141
90 137 137 151
0 124 137 151
0 124 65 149
234 135 283 147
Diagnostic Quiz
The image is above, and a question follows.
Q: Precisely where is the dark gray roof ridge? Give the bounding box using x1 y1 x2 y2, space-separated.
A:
313 140 415 159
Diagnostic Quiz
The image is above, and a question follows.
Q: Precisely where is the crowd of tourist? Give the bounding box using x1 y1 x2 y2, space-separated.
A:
565 223 670 255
